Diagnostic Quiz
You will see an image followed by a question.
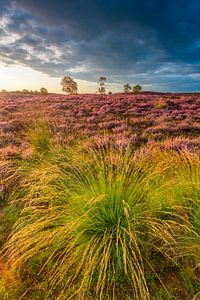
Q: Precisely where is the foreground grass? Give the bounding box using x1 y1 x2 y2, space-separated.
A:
0 124 200 299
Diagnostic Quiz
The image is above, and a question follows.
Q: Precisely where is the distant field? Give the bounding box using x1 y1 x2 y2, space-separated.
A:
0 92 200 157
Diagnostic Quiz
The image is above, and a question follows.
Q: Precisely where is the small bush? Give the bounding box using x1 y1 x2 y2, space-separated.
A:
133 85 142 93
154 102 166 109
40 87 48 95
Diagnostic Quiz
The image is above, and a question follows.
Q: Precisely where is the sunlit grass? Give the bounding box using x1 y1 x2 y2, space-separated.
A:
1 123 200 299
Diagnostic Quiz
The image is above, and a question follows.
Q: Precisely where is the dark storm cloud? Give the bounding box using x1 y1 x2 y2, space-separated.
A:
0 0 11 13
1 0 200 91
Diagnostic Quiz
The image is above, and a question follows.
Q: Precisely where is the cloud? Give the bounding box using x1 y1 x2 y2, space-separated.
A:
0 0 200 91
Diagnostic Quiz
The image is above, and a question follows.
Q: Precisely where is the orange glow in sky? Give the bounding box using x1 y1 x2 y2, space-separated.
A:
0 63 98 93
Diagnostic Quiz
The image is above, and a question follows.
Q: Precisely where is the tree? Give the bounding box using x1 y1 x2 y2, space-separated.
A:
22 89 29 93
123 83 132 93
40 87 48 95
98 76 107 94
133 84 142 93
61 76 78 95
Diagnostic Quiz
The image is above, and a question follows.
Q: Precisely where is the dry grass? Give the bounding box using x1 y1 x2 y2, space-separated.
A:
1 124 200 299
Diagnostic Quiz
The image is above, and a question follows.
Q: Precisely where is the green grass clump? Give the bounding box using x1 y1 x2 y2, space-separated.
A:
1 125 200 299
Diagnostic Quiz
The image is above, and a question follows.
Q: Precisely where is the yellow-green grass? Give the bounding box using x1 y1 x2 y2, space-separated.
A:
1 124 200 299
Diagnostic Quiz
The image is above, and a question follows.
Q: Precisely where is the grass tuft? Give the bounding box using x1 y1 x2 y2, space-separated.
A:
1 124 200 299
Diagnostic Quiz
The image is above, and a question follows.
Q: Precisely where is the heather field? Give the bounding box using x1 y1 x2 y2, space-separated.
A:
0 92 200 299
0 92 200 157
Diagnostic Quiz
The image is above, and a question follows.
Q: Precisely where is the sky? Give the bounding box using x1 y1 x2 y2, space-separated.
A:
0 0 200 93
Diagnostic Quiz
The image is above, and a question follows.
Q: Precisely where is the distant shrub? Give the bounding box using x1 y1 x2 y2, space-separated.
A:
108 91 112 94
40 87 48 95
154 102 166 109
22 89 29 93
133 84 142 93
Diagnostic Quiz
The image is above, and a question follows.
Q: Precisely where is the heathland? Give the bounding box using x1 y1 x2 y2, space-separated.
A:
0 92 200 299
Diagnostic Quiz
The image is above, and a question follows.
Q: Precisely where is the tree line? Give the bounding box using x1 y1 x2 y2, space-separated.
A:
1 77 142 95
60 76 142 95
1 87 48 94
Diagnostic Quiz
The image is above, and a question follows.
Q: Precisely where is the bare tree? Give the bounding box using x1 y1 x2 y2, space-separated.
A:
98 76 107 94
61 76 78 95
123 83 132 93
